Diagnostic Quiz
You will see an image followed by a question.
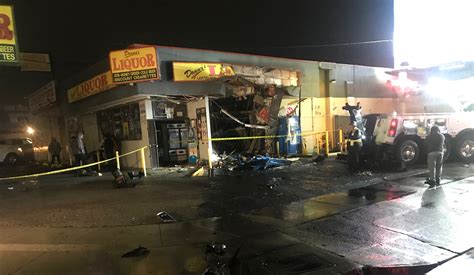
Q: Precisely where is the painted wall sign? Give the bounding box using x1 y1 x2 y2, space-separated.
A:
0 5 19 64
109 46 160 84
172 62 234 82
28 81 56 112
67 71 116 103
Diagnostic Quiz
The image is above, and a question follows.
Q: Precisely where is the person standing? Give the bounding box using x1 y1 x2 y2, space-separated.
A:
425 126 445 186
347 121 363 173
103 133 119 171
48 137 61 165
70 132 87 166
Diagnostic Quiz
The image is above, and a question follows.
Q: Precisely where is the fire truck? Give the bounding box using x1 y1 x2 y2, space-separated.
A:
363 112 474 165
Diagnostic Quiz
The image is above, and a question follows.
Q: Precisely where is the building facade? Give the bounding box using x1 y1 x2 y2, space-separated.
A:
51 45 400 169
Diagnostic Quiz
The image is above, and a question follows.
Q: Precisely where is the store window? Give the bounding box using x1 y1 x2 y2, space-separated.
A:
97 103 142 140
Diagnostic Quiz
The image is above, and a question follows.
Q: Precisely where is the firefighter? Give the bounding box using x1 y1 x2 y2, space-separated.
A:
347 121 363 173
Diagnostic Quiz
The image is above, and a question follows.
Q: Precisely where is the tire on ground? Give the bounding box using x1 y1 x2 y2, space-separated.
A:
455 133 474 163
4 153 18 165
396 139 420 165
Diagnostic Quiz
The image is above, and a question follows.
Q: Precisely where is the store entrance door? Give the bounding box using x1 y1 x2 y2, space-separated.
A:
154 120 188 166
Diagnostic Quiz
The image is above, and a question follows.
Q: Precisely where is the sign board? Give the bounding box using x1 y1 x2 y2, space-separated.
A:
29 81 56 112
109 46 160 84
20 52 51 72
67 71 116 103
173 62 234 82
0 5 19 64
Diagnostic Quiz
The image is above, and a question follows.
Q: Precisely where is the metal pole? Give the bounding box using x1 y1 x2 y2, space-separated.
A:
339 129 344 152
325 131 330 156
115 151 120 170
96 151 101 171
297 86 302 154
205 96 214 175
140 147 147 177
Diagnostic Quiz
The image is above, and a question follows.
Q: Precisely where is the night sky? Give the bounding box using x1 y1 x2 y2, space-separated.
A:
0 0 394 104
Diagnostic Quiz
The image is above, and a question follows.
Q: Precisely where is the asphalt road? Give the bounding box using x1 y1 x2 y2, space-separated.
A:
0 159 472 274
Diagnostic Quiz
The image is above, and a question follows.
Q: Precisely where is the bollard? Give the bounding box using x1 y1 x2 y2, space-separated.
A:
316 134 320 155
116 151 120 170
325 131 330 156
339 129 344 152
96 151 101 171
140 147 147 177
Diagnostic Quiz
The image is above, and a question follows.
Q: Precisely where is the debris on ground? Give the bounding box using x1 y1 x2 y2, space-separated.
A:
7 186 14 190
203 242 242 275
157 211 177 223
112 169 139 188
216 153 293 171
312 154 326 163
121 246 150 258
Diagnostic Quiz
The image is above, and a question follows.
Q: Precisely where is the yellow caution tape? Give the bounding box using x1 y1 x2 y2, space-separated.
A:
0 146 148 181
209 130 341 142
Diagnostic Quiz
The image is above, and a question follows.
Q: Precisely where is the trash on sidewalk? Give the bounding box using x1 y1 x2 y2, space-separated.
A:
121 246 150 258
157 211 177 223
112 169 139 188
8 186 14 190
312 154 326 163
206 242 227 255
216 153 293 171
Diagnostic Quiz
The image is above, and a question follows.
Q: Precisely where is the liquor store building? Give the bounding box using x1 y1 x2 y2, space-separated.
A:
58 45 398 168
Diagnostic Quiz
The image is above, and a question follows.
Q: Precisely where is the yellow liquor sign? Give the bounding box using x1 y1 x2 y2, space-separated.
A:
172 62 234 82
0 5 19 64
67 71 116 103
109 46 160 84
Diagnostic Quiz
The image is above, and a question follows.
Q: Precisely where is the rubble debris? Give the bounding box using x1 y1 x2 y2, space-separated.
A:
121 246 150 258
127 170 145 180
157 211 177 223
206 242 227 255
216 153 292 171
112 169 138 188
312 154 326 163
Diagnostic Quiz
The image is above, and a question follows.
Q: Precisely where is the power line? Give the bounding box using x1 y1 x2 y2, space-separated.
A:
264 39 393 49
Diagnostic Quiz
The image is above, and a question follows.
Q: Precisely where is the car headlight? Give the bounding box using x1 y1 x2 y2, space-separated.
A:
17 147 23 152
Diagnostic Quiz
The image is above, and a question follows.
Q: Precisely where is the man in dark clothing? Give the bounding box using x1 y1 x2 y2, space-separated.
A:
347 121 363 173
103 134 119 170
48 137 61 165
425 126 445 186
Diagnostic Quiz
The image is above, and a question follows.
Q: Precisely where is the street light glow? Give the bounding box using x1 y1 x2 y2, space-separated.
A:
26 126 35 135
394 0 474 68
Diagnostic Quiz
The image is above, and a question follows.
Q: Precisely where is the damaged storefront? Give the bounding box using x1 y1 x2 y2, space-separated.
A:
56 45 396 169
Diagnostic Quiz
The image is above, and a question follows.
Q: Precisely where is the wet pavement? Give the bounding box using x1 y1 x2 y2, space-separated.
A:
0 159 473 274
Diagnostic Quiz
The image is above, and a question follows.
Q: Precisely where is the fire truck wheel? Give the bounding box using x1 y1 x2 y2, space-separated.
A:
396 139 419 165
456 134 474 163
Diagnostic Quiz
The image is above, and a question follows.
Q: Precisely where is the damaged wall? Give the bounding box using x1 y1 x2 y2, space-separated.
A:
187 98 208 161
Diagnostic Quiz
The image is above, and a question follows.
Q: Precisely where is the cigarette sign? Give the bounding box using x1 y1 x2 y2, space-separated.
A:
0 5 19 64
172 62 234 82
109 47 160 84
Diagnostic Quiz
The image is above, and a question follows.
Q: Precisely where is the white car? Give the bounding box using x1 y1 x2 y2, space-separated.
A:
0 144 24 165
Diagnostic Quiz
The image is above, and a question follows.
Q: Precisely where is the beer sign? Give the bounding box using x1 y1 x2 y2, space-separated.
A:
0 5 19 64
109 46 160 84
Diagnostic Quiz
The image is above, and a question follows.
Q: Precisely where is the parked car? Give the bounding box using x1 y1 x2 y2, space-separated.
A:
0 143 24 165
